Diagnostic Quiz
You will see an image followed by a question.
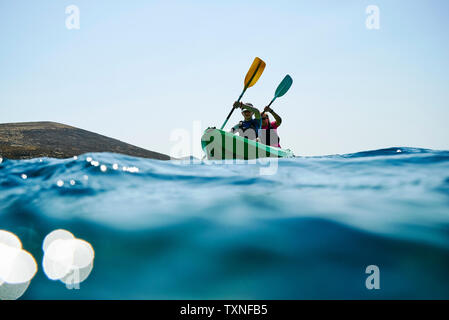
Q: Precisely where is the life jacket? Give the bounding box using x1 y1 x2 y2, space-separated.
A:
236 120 259 140
260 121 280 147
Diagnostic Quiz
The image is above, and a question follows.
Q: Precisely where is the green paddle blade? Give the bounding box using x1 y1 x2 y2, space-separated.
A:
274 74 293 98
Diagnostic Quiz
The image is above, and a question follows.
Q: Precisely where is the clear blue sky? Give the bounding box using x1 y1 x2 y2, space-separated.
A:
1 0 448 157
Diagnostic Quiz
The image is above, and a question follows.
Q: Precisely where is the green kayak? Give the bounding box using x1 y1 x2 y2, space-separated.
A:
201 128 294 160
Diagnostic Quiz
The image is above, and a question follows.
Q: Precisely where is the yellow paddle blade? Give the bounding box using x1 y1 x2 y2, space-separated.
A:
244 57 266 88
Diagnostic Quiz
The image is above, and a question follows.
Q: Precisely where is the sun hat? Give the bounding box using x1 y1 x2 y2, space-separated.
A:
241 103 254 112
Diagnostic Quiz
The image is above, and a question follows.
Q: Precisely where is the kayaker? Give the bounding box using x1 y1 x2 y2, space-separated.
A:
260 106 282 148
230 101 262 141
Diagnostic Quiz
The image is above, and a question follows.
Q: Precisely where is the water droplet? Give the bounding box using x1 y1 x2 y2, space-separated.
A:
21 174 27 180
70 180 75 186
122 166 139 173
100 165 107 172
73 156 78 160
86 157 92 162
0 230 22 249
0 230 38 299
57 180 64 187
42 229 75 252
42 230 95 287
91 161 99 167
0 244 37 284
112 163 118 170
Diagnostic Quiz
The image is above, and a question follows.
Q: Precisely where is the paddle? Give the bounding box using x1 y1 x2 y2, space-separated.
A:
266 74 293 108
220 57 266 130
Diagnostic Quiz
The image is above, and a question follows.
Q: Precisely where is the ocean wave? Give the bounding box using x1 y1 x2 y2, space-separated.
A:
1 148 449 299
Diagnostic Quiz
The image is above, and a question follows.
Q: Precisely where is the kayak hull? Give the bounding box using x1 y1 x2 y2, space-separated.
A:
201 128 294 160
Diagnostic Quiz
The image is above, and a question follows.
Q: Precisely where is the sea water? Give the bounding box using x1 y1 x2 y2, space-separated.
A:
0 147 449 299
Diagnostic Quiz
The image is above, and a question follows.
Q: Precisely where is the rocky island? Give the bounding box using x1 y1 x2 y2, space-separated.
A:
0 122 170 160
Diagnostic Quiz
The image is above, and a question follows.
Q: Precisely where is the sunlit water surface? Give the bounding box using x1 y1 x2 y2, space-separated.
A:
1 147 449 299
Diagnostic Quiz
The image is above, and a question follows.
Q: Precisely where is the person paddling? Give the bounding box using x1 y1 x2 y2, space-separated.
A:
230 101 262 141
260 106 282 148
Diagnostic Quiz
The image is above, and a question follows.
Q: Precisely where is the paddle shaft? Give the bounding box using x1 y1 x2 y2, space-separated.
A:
220 87 247 130
220 59 264 130
266 97 276 109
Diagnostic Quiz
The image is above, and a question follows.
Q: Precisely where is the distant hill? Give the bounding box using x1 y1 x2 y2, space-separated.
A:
0 122 170 160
